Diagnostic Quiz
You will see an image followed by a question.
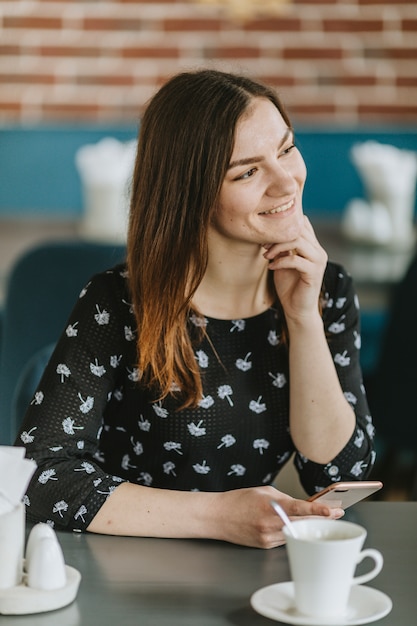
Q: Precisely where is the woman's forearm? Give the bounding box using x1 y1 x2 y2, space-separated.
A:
287 314 356 464
86 482 343 548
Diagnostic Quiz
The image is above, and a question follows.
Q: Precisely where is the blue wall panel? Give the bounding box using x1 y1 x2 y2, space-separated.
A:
0 124 416 217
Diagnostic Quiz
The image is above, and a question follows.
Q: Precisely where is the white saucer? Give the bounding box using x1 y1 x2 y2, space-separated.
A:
251 582 392 625
0 565 81 615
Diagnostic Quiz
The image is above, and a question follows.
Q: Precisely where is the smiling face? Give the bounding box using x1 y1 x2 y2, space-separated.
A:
211 97 307 248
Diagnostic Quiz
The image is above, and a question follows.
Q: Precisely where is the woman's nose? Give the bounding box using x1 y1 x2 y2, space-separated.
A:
267 161 295 195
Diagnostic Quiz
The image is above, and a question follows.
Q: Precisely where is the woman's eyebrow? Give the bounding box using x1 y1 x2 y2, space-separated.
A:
228 127 294 170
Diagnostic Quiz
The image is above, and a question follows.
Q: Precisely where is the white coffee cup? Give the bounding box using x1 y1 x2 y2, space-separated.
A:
0 501 25 589
283 518 383 619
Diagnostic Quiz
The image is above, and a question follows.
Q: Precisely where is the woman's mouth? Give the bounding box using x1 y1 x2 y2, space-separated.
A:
259 199 294 215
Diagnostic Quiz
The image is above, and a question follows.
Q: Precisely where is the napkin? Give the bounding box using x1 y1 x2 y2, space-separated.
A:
75 137 136 242
342 140 417 246
0 446 37 515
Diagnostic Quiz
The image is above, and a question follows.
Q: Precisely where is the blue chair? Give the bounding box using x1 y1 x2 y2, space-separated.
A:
0 240 126 444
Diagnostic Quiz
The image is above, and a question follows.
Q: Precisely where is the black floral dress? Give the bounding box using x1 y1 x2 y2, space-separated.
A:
16 262 376 531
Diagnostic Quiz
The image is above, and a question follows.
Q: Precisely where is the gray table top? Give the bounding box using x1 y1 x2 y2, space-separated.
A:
2 501 415 625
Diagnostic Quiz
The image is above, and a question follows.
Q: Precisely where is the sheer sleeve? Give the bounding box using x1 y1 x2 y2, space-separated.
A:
15 266 136 531
293 263 376 495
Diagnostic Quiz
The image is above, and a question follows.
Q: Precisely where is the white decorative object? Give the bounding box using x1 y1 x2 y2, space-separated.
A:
75 137 136 243
342 141 417 248
0 447 81 614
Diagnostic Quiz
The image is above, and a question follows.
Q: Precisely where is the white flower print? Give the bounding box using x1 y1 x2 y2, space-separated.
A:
49 446 63 452
138 472 153 486
93 478 102 487
335 297 347 309
56 363 71 382
110 355 122 368
189 313 208 328
97 485 117 496
187 421 206 437
77 440 85 450
328 315 346 334
230 319 245 332
253 438 270 454
217 434 236 449
53 500 69 518
365 416 375 439
163 461 176 476
127 367 139 382
152 401 169 418
354 429 365 448
353 330 361 349
249 396 266 414
62 416 84 435
218 384 234 406
235 352 252 372
193 460 211 474
121 454 137 470
75 505 87 523
277 451 291 464
79 284 89 298
164 441 183 455
326 464 340 479
334 351 350 367
130 437 144 455
198 394 214 409
344 391 357 405
267 330 280 346
31 391 44 405
74 461 95 474
138 415 151 432
228 464 246 477
124 326 135 341
268 371 287 388
94 305 110 325
195 350 209 368
78 393 94 414
122 298 134 313
38 469 58 484
113 388 123 402
90 359 106 377
66 322 78 337
20 426 37 444
350 461 367 477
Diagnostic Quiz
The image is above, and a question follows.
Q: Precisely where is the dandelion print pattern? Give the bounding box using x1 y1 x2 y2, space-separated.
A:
17 262 375 532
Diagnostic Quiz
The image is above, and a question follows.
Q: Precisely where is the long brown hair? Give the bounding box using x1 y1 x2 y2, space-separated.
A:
127 69 292 409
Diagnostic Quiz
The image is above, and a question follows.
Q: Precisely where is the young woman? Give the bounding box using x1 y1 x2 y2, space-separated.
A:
17 70 375 548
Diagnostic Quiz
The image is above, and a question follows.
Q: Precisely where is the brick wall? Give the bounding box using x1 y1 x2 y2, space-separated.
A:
0 0 416 126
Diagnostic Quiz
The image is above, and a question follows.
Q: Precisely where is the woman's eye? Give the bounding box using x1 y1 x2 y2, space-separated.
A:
280 144 296 156
237 167 257 180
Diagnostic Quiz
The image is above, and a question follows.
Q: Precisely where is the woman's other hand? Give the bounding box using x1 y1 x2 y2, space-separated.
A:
213 485 343 549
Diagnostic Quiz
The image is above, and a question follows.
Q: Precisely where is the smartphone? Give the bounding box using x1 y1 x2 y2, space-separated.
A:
308 481 383 509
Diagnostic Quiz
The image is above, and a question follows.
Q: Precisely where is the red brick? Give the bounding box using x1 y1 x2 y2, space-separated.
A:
75 75 135 87
0 73 55 85
83 18 144 31
283 47 344 60
205 46 261 59
396 76 417 87
402 19 417 31
38 46 103 58
163 19 222 32
241 18 303 32
3 16 63 29
365 47 417 60
122 47 180 59
323 19 384 32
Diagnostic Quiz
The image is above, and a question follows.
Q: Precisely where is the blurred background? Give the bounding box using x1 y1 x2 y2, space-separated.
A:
0 0 416 496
